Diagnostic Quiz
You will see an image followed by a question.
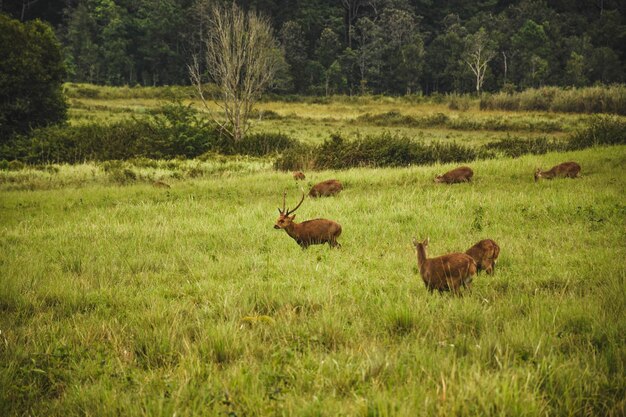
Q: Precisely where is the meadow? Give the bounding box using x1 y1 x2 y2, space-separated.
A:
65 83 592 147
1 88 625 416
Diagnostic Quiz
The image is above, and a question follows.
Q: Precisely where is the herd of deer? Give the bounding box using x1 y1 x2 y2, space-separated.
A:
277 161 581 295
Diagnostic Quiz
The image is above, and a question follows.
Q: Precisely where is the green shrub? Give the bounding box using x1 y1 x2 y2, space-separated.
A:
567 115 626 150
231 132 297 156
448 95 472 111
8 160 25 171
482 135 564 158
107 167 137 184
273 143 316 171
0 102 225 164
275 132 481 171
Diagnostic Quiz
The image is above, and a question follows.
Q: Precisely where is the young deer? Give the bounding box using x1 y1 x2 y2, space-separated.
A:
309 179 343 197
412 238 477 294
292 171 306 180
434 166 474 184
274 192 342 249
465 239 500 275
534 162 581 182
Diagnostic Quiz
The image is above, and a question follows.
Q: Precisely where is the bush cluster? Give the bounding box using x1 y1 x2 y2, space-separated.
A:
0 102 298 164
483 136 565 158
480 86 626 115
275 116 626 171
275 132 486 171
567 115 626 149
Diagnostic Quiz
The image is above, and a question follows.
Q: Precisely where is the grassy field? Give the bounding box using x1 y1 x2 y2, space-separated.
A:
67 92 592 147
1 144 625 415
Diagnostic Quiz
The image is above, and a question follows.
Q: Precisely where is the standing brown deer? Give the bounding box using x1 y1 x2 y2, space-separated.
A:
534 162 581 182
434 166 474 183
309 179 343 197
274 192 342 249
293 171 306 180
465 239 500 275
412 238 477 294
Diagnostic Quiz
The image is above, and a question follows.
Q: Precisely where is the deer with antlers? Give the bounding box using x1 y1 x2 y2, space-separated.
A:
274 191 342 249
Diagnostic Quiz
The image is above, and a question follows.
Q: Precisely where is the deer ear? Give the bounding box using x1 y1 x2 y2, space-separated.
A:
290 214 296 220
424 237 429 245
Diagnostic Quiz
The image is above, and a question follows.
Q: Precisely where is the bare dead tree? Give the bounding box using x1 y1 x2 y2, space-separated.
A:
463 28 495 95
189 2 281 142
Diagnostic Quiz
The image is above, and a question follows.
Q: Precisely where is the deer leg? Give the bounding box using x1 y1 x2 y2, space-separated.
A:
329 238 341 249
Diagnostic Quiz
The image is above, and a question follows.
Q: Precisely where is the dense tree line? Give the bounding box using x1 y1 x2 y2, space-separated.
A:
3 0 625 94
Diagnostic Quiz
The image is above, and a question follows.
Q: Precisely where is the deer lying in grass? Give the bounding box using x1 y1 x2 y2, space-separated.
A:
274 192 342 249
309 179 343 197
293 171 306 180
434 166 473 184
412 238 477 294
465 239 500 275
534 162 581 182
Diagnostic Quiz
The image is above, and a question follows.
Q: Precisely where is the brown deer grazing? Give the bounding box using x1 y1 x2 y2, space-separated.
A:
534 162 581 182
434 166 474 183
309 179 343 197
412 238 477 294
293 171 306 180
465 239 500 275
274 192 342 249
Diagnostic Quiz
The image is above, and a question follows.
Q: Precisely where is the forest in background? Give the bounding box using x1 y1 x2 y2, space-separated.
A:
3 0 625 95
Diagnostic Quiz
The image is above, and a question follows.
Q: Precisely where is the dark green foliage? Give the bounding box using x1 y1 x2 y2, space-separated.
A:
483 136 565 158
7 0 622 93
0 14 67 141
273 143 317 171
230 133 297 156
0 102 221 163
567 116 626 149
275 132 481 171
0 101 302 163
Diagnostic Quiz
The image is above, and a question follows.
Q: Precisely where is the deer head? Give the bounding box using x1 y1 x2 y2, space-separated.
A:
534 168 542 182
274 191 305 230
412 237 429 249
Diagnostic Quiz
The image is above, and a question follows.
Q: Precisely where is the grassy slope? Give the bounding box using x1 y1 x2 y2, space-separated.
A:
1 146 625 416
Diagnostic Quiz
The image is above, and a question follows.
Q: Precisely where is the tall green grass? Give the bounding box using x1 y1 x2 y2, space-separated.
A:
1 146 625 416
480 85 626 115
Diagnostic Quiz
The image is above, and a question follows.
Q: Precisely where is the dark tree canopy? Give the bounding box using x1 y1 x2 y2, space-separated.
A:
0 0 624 95
0 14 67 141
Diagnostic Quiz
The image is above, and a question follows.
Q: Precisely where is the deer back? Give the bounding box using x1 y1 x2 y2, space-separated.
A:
309 179 343 197
537 161 581 180
435 166 473 183
291 218 342 242
466 239 500 273
422 253 477 290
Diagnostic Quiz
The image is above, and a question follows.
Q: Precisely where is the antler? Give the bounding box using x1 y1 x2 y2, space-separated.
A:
278 190 287 214
286 193 305 216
